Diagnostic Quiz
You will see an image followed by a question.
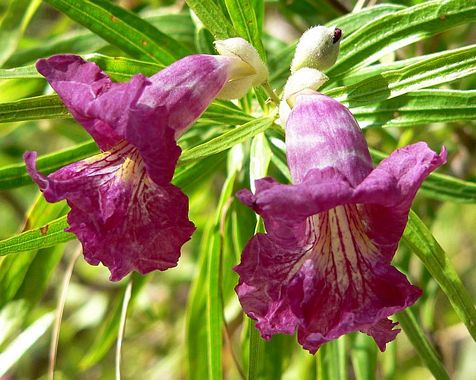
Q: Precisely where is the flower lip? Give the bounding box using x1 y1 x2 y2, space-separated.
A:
333 27 342 43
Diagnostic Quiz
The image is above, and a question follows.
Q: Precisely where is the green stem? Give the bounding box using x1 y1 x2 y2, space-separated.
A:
261 81 281 105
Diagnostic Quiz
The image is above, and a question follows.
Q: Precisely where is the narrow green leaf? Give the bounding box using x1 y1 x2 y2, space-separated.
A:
352 89 476 129
0 313 54 376
200 100 253 126
318 338 347 380
4 13 194 68
4 30 107 68
248 319 265 380
326 45 476 106
327 50 447 89
0 95 247 127
0 54 164 81
0 65 39 79
180 117 275 165
0 195 67 307
207 169 238 380
350 334 377 380
327 0 476 76
397 309 450 380
251 0 264 34
186 0 236 39
0 0 41 67
403 211 476 341
331 4 406 36
0 140 98 190
44 0 189 64
186 217 214 380
370 149 476 203
0 216 74 256
224 0 266 59
0 94 69 124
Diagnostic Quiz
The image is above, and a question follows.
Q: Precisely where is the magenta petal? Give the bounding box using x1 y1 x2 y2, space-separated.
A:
25 147 195 281
36 55 137 150
286 93 373 185
139 55 233 135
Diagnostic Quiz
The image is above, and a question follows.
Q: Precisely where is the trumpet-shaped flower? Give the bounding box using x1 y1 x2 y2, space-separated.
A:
235 92 446 352
26 50 262 281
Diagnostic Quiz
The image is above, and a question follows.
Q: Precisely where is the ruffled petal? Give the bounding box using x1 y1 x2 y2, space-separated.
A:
36 55 145 150
286 93 373 185
354 143 447 260
236 141 444 352
25 147 195 281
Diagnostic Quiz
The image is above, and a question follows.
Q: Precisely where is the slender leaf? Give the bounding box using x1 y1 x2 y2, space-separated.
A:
370 149 476 203
206 173 236 380
186 0 236 39
353 89 476 128
44 0 189 64
252 0 264 34
180 117 275 165
0 53 164 81
326 45 476 106
0 216 74 255
327 50 449 89
350 334 377 380
318 338 347 380
0 94 70 124
248 320 265 380
403 211 476 341
331 4 406 36
0 0 41 67
327 0 476 76
397 309 450 380
225 0 266 59
186 217 214 380
4 13 194 68
0 313 54 376
0 140 98 190
0 195 67 308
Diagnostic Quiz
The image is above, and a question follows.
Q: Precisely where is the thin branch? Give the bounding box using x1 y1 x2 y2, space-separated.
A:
48 245 82 380
115 279 133 380
261 81 281 106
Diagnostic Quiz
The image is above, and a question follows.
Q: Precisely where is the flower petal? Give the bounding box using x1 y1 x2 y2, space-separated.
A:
354 142 447 260
36 55 146 150
25 147 195 281
286 93 373 185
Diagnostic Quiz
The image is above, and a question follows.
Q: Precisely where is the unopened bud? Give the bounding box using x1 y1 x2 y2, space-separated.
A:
279 68 328 124
290 26 342 73
214 37 268 99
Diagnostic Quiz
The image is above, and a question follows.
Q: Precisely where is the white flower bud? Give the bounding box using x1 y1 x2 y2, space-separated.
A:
279 68 328 124
290 26 342 72
283 68 328 104
214 37 268 99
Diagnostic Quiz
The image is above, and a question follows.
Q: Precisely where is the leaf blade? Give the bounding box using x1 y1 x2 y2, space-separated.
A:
44 0 189 64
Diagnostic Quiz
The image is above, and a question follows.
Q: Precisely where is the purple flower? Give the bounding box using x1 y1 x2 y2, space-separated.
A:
25 53 252 281
235 92 446 353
